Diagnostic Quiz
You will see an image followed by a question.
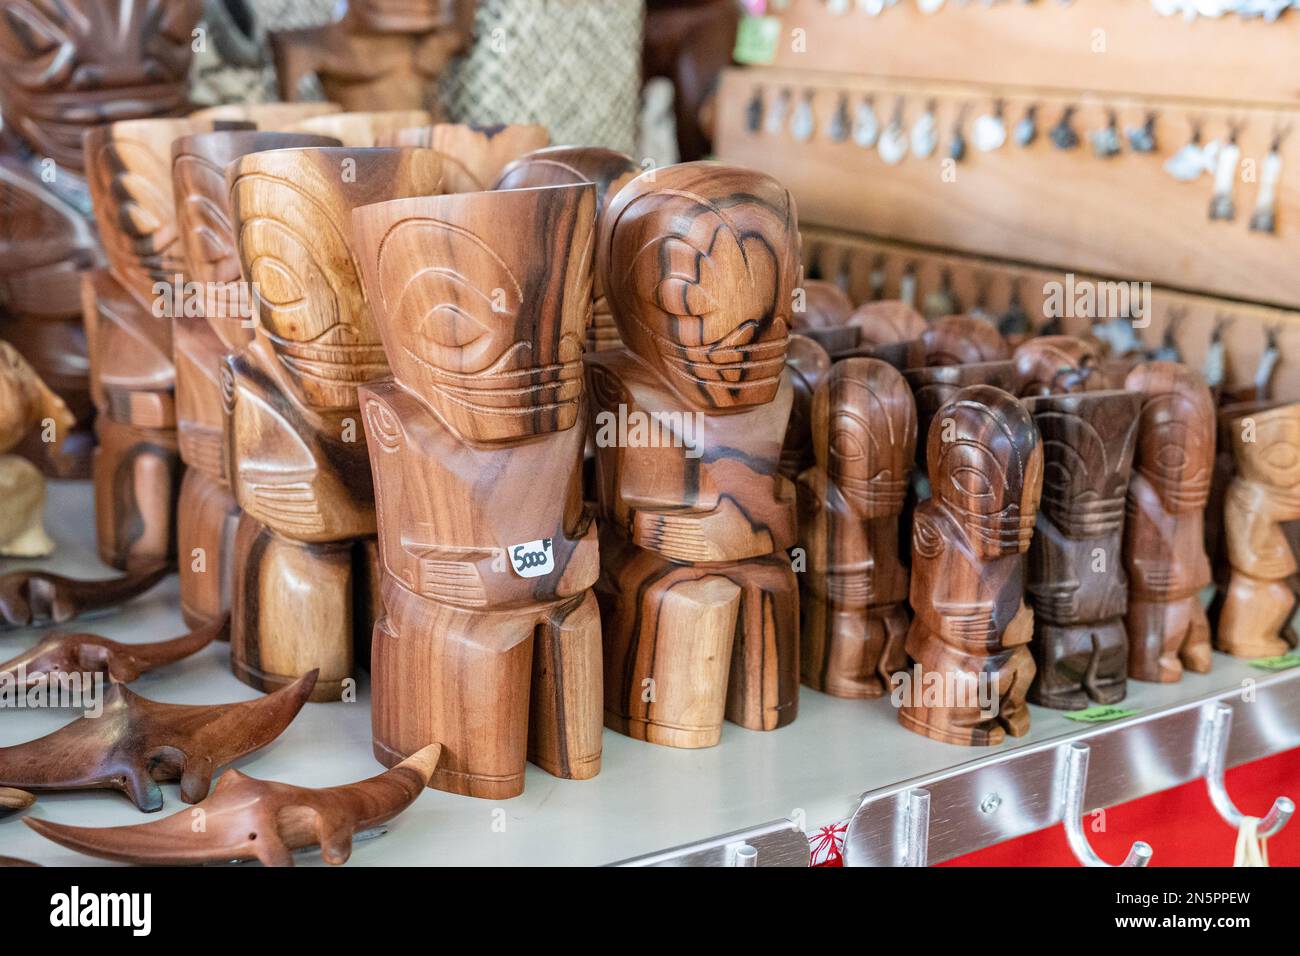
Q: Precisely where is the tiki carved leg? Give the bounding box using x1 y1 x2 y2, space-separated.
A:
1031 620 1128 709
529 591 603 782
92 416 180 570
229 514 354 703
725 557 799 732
1179 599 1214 674
802 596 908 700
1218 573 1295 658
176 469 240 630
1127 595 1212 682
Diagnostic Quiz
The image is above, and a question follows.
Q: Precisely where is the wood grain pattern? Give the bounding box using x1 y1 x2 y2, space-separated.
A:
843 300 928 356
1122 362 1216 682
224 146 445 699
898 384 1042 746
589 162 802 747
26 743 441 866
1218 400 1300 657
289 110 434 147
907 314 1010 369
792 279 856 355
494 146 641 352
0 671 315 811
1022 389 1141 708
353 183 601 797
0 616 224 686
780 334 832 482
0 566 167 630
376 123 551 192
188 102 343 131
798 357 915 698
1012 335 1107 398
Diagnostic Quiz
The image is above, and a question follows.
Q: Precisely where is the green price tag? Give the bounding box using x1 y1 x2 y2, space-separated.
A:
1062 705 1139 723
734 15 781 65
1248 654 1300 672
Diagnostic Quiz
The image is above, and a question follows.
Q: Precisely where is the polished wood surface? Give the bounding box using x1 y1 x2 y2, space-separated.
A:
798 357 916 698
27 744 441 866
1218 400 1300 657
0 566 167 630
1023 389 1141 708
1012 335 1105 397
289 110 434 147
494 146 641 352
0 787 34 814
898 384 1042 746
846 300 928 354
353 182 601 797
588 162 801 748
224 146 445 700
1122 362 1216 682
792 279 856 355
188 102 343 131
907 314 1011 368
780 334 832 482
0 672 315 811
376 123 550 192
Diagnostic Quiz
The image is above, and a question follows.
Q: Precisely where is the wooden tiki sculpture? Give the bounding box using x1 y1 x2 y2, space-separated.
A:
904 361 1017 473
1012 335 1105 397
494 145 641 352
376 122 551 192
0 340 74 555
1217 400 1300 658
792 279 856 355
844 301 928 356
906 314 1011 368
352 183 600 798
82 117 197 570
170 130 340 628
188 102 343 132
290 109 434 148
898 384 1043 746
779 334 832 483
1122 362 1216 682
271 0 473 113
798 358 916 698
1022 389 1141 708
224 147 446 702
587 162 801 748
0 0 202 478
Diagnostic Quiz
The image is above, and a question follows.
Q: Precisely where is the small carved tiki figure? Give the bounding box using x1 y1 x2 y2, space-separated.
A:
906 314 1011 368
1012 335 1105 397
353 183 600 798
0 0 202 477
898 384 1043 746
846 301 928 353
798 358 916 698
588 162 802 748
791 279 856 354
494 145 641 352
170 130 339 628
1122 362 1216 681
1218 400 1300 658
1022 389 1141 708
224 147 446 702
780 334 832 483
271 0 473 113
82 117 197 570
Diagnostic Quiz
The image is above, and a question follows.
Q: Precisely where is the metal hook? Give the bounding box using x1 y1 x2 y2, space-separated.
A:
1061 742 1153 867
896 788 930 867
725 841 758 867
1199 702 1294 838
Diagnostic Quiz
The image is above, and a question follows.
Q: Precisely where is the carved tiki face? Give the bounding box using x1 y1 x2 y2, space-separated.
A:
603 162 800 410
227 146 446 410
1125 361 1216 513
815 357 917 518
345 0 461 33
84 117 194 302
172 131 341 350
495 145 640 349
1013 335 1104 397
352 183 595 441
928 384 1043 559
1230 401 1300 493
1025 390 1141 538
909 314 1010 368
0 0 201 172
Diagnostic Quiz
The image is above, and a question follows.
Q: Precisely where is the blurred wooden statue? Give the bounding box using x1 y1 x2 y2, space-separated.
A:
780 334 832 483
907 314 1011 368
798 358 916 698
588 163 801 748
224 146 445 702
354 183 601 798
792 279 856 355
377 122 550 192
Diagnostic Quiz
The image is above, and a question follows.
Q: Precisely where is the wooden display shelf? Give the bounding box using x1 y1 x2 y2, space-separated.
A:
802 226 1300 400
758 0 1300 106
716 66 1300 309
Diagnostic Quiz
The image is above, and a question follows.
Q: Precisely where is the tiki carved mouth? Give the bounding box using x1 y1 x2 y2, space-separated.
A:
1049 493 1127 537
404 345 584 416
655 319 790 389
837 473 908 511
958 509 1037 553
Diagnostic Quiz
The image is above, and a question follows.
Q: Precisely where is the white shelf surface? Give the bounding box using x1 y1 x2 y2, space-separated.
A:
0 480 1295 866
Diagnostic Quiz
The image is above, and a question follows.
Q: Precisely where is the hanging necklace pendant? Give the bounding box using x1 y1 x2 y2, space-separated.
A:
1050 106 1080 149
1014 105 1038 147
1249 143 1282 233
912 103 938 158
853 96 880 148
1208 132 1241 220
764 88 791 136
879 99 909 164
745 87 765 134
828 93 851 143
1092 111 1122 158
973 101 1007 151
790 90 816 142
1126 112 1158 153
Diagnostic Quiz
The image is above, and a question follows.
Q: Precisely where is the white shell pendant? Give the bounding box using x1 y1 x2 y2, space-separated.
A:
1249 147 1281 233
899 268 918 307
1014 105 1038 147
973 111 1006 151
827 0 852 13
1208 138 1241 220
917 0 946 12
791 91 816 142
859 0 886 13
878 118 908 164
764 89 790 136
852 97 880 148
911 108 938 158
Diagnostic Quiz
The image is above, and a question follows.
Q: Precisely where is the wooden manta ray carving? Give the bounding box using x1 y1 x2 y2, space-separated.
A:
0 565 168 629
0 671 316 811
0 615 225 685
0 785 35 815
27 744 441 866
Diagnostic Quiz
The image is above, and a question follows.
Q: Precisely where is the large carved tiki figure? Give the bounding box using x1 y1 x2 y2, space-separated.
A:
82 117 195 569
353 183 601 798
588 162 802 748
898 384 1042 746
1218 401 1300 658
1023 389 1141 708
0 0 202 476
1122 362 1216 681
798 357 916 698
224 147 445 702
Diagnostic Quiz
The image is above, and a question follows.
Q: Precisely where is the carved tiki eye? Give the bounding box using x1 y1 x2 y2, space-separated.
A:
950 466 994 499
249 257 308 311
830 430 865 461
1263 441 1300 472
415 300 490 350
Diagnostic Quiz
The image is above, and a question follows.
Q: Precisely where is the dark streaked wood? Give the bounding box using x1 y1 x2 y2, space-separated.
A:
1012 334 1106 397
0 566 167 630
780 334 832 482
289 109 433 147
906 314 1010 368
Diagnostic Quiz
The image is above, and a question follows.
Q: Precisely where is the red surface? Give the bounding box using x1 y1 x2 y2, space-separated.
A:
942 746 1300 867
